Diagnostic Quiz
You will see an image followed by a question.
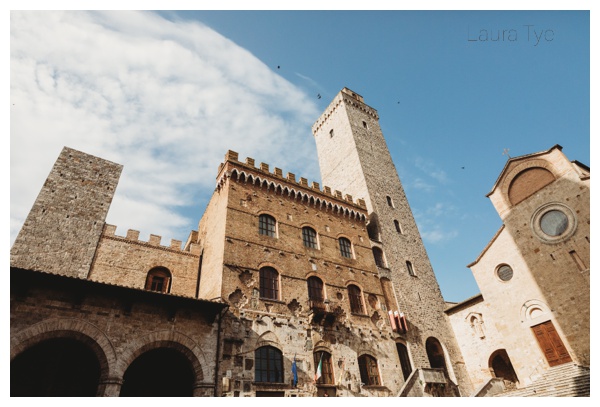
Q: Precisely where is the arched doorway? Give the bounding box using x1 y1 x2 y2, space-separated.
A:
11 337 101 396
489 349 519 389
120 348 195 396
425 337 447 371
395 342 412 381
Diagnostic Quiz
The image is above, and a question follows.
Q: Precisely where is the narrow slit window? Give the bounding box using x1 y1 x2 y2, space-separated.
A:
406 261 415 276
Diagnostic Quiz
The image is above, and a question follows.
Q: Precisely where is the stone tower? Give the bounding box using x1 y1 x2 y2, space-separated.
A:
312 88 472 393
10 146 122 279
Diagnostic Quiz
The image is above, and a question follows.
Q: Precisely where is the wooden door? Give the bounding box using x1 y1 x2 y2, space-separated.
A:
532 321 572 367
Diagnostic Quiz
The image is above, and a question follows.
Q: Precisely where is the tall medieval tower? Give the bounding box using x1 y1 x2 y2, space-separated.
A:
312 88 471 392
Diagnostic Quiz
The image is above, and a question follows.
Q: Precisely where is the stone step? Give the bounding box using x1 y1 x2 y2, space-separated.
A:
496 363 589 397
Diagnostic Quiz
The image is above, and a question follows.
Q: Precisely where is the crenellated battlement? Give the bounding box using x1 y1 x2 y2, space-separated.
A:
311 87 379 134
102 224 201 255
217 150 368 221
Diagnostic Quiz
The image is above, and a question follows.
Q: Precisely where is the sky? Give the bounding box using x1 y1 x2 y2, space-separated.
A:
9 7 591 303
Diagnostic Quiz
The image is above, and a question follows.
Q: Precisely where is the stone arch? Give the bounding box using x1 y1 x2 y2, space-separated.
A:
313 340 333 354
116 330 209 387
489 349 519 387
425 337 458 384
500 159 557 207
520 299 551 325
466 312 485 338
10 317 117 395
255 330 281 350
395 340 413 381
508 167 556 205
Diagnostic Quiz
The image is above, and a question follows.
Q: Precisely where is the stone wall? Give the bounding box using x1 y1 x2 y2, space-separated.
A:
312 88 473 395
10 268 225 396
89 225 201 297
205 156 409 396
487 148 590 367
10 147 122 279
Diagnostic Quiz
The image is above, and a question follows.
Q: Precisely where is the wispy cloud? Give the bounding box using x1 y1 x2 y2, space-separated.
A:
411 177 435 192
420 228 458 244
10 11 321 245
414 156 449 184
414 202 458 244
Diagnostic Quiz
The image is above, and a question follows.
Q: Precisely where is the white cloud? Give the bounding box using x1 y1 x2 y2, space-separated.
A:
414 156 448 184
420 228 458 244
10 11 321 245
414 202 458 244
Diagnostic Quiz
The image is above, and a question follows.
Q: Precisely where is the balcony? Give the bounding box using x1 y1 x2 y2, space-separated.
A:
308 299 340 325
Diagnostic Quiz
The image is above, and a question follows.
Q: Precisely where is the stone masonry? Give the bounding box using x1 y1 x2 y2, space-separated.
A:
312 88 472 393
11 147 122 279
10 89 588 397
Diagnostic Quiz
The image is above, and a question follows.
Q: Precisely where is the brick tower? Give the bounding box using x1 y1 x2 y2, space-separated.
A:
312 88 472 393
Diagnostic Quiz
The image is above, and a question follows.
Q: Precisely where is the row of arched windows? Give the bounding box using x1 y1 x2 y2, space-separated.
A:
260 267 367 315
254 346 381 386
143 259 414 297
259 214 355 259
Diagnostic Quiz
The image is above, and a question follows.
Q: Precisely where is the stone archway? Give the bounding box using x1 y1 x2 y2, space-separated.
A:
11 337 101 396
489 349 519 389
10 318 117 396
117 330 212 396
119 347 195 396
425 337 447 371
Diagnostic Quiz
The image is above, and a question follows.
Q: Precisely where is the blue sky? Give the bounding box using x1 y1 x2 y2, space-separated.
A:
9 9 590 303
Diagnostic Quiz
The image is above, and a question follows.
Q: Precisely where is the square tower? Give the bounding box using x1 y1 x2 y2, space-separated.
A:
313 88 472 393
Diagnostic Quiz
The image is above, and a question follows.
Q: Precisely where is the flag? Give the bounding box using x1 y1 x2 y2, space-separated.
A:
314 353 323 382
291 354 298 387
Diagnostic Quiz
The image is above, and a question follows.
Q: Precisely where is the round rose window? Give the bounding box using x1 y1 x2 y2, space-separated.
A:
540 210 569 236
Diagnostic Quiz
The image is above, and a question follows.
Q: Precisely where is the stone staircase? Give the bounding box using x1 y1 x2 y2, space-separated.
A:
497 363 590 397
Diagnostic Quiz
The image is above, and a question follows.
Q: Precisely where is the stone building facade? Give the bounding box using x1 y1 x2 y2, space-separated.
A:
10 147 227 396
10 89 589 397
446 145 590 395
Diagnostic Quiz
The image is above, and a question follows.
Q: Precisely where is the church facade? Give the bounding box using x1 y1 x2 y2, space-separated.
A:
10 88 589 397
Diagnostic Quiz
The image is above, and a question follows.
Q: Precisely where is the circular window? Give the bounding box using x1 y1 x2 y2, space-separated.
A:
540 210 568 236
531 203 577 244
496 265 513 282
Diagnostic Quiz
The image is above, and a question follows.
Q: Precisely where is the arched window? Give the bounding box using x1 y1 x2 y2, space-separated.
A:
396 343 412 381
302 227 318 249
425 337 447 371
406 261 415 276
373 247 386 268
386 196 394 208
258 214 276 237
145 267 171 293
314 351 334 384
348 284 365 314
358 355 380 386
339 237 352 258
307 276 324 302
394 220 402 234
259 267 279 300
255 346 283 383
